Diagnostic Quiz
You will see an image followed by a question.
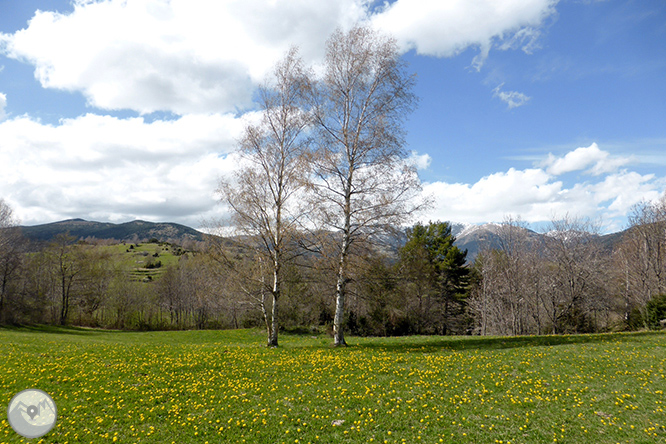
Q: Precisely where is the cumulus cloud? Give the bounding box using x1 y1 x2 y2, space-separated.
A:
0 113 245 226
0 0 560 115
0 0 365 115
423 144 663 231
542 143 632 176
493 83 531 109
424 167 564 223
371 0 558 69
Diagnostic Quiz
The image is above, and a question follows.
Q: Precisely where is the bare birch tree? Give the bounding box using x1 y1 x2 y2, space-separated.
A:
0 199 23 321
307 26 424 346
543 215 607 333
217 49 311 347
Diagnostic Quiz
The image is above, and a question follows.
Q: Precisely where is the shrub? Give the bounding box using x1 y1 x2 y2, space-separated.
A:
145 260 162 269
646 294 666 330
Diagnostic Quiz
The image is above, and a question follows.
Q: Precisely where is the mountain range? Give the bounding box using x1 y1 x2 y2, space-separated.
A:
18 219 627 260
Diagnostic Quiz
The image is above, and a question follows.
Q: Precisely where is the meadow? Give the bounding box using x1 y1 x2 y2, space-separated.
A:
102 242 184 282
0 327 664 444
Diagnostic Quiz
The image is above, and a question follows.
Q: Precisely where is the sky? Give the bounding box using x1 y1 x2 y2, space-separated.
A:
0 0 664 234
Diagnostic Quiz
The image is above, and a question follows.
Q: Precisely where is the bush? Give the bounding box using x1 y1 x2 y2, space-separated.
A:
646 294 666 330
145 260 162 269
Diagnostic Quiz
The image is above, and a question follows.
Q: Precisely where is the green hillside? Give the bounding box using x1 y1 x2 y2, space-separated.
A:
104 241 185 282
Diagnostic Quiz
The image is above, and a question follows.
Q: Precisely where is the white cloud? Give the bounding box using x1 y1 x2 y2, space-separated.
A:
590 171 660 215
0 107 659 233
542 143 632 176
498 27 543 54
372 0 558 69
0 0 561 116
424 167 564 223
422 144 663 231
0 0 365 115
493 83 531 109
0 113 245 226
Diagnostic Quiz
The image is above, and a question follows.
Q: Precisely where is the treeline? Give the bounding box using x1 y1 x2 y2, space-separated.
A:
0 208 470 334
469 213 666 336
2 196 666 335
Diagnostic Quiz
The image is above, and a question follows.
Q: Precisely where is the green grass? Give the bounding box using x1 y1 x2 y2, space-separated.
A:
0 328 664 444
99 242 184 282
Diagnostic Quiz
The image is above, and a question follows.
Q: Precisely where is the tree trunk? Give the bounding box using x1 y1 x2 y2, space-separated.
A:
260 289 271 346
0 273 7 320
332 171 353 347
333 234 350 347
60 276 69 325
333 261 348 346
269 263 279 347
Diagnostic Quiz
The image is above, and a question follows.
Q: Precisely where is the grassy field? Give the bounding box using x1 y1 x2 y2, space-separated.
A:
102 242 184 282
0 328 664 444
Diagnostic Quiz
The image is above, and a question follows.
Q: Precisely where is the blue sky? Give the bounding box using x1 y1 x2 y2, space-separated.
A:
0 0 664 233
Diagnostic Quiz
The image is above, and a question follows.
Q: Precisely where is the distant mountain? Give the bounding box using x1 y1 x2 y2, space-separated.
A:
452 223 628 262
20 219 205 244
453 223 538 261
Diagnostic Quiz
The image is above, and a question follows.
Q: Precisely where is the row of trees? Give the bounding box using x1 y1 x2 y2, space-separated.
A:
470 216 609 336
2 195 666 338
469 206 666 335
1 195 468 334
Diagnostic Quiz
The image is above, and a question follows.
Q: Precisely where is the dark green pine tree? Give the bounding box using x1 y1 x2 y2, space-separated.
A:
400 221 470 334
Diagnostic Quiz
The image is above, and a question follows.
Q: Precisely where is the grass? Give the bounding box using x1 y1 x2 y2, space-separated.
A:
0 328 664 444
98 242 185 282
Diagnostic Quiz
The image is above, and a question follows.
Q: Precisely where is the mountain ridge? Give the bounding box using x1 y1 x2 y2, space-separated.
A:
18 219 628 260
20 219 205 244
453 222 627 261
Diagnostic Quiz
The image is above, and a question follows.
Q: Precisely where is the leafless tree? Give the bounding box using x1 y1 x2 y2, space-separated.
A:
46 233 85 325
542 215 607 333
0 199 23 321
76 246 115 326
618 195 666 326
470 217 541 336
306 26 425 346
205 234 279 331
217 49 312 347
